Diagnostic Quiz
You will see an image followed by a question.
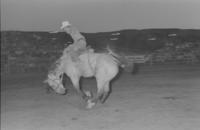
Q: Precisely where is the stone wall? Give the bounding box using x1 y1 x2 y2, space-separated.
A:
1 31 69 73
1 30 200 74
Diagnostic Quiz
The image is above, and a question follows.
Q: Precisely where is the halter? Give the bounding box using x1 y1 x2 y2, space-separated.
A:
47 71 64 91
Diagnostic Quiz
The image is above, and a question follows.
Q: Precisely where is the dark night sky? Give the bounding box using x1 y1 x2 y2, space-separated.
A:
1 0 200 32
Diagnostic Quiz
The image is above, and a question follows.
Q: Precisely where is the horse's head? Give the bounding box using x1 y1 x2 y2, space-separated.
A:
43 73 67 95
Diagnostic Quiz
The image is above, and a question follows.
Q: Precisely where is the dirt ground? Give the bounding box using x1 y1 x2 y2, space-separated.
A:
1 64 200 130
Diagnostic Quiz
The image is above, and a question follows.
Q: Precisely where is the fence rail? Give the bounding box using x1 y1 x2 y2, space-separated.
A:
2 53 199 74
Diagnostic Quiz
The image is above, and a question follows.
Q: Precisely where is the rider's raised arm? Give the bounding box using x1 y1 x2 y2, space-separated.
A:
60 21 86 44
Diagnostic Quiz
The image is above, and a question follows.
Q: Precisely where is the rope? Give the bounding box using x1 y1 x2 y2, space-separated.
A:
87 51 96 75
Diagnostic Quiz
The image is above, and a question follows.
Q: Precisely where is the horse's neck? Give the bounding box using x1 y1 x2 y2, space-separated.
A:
50 57 66 76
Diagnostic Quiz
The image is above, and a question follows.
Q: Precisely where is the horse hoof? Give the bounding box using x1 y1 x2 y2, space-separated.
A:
84 90 92 98
86 99 96 109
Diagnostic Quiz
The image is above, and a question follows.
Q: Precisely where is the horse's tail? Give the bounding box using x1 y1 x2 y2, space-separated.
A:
106 46 126 68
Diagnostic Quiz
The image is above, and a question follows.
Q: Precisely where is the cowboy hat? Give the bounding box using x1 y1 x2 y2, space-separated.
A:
60 21 71 29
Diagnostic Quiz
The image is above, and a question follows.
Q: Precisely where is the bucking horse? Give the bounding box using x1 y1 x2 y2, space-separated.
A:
44 46 131 109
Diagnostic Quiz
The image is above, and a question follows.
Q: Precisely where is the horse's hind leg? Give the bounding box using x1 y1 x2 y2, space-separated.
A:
92 87 104 103
100 82 110 104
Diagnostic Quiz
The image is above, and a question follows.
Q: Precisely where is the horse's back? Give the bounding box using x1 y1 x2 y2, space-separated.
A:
65 51 119 79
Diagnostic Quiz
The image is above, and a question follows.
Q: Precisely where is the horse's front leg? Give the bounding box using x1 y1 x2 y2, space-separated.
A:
70 76 91 101
86 89 104 109
86 80 106 109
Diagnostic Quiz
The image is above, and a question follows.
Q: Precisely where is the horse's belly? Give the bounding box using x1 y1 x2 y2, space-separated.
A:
79 63 94 77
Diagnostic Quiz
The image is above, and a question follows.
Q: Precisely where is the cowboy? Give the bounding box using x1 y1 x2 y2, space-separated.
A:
60 21 89 62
